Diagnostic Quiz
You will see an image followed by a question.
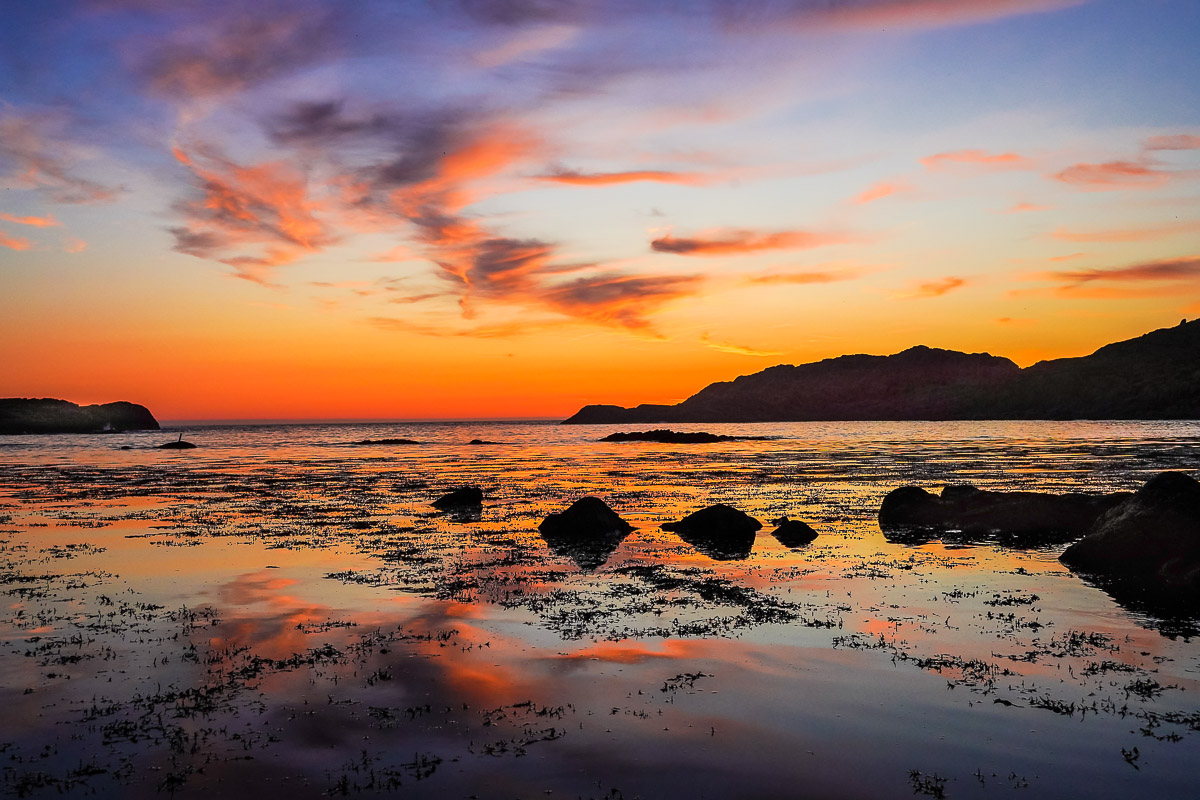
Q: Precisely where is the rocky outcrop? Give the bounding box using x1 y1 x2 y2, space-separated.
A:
1060 472 1200 591
662 504 762 560
432 486 484 509
771 517 819 548
879 484 1129 545
158 436 197 449
353 438 420 445
600 429 749 443
538 497 634 570
565 318 1200 423
1 398 159 434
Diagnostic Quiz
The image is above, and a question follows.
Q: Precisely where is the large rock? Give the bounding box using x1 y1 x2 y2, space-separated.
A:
0 398 159 434
600 429 746 443
432 486 483 509
662 504 762 560
879 484 1129 545
771 517 819 548
1060 472 1200 591
538 497 634 570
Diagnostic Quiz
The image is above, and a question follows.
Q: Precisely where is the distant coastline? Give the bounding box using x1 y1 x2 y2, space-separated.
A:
0 398 159 434
565 319 1200 424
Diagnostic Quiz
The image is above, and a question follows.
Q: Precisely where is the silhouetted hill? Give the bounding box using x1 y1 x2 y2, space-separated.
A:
564 319 1200 423
0 398 160 434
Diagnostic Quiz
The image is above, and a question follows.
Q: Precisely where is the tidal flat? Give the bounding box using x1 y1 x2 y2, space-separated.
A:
1 420 1198 798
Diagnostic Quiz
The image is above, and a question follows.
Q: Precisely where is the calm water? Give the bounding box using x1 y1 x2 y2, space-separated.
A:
1 420 1199 799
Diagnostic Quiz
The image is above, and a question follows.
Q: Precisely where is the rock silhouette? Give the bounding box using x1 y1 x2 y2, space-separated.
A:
564 319 1200 423
1 398 159 434
771 517 819 548
353 438 420 445
879 484 1128 545
432 486 484 509
158 434 197 450
662 504 762 560
600 429 746 443
1060 472 1200 592
538 497 634 570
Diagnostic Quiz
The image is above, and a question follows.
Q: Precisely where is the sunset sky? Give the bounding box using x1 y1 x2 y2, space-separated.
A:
2 0 1198 420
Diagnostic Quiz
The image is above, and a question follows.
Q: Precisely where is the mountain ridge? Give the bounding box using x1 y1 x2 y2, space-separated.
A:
563 319 1200 424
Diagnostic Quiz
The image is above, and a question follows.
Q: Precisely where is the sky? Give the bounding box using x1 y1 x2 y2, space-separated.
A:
1 0 1198 420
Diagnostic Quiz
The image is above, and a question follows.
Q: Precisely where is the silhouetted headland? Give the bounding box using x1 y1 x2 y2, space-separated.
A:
0 398 159 434
565 319 1200 423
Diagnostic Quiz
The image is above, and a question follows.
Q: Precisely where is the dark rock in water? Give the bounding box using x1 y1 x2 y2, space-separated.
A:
1061 472 1200 593
879 484 1129 546
119 445 133 450
468 439 499 445
432 486 484 509
538 497 634 570
353 438 420 445
663 504 762 560
771 517 819 548
600 429 749 444
1 398 159 434
158 439 197 450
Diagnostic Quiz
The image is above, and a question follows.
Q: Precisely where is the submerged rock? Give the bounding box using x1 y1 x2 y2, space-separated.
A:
879 484 1128 545
432 486 484 509
158 435 197 450
468 439 499 445
353 438 420 445
663 504 762 560
601 429 746 444
771 517 819 548
1060 472 1200 592
538 497 634 570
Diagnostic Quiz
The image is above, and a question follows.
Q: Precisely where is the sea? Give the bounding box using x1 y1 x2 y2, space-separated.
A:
1 419 1198 799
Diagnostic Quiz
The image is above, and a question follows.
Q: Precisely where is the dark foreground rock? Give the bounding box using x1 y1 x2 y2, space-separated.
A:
432 486 484 509
879 484 1129 545
663 504 762 560
771 517 819 548
538 497 634 570
600 429 747 443
1 398 159 434
1060 472 1200 592
353 438 420 445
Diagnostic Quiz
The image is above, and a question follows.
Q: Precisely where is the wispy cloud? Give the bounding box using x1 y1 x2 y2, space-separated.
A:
1143 134 1200 151
0 230 32 251
1053 159 1168 190
651 229 850 256
894 276 968 299
700 332 781 357
535 168 705 186
1037 256 1200 285
1005 201 1050 213
745 267 867 285
1018 255 1200 300
0 109 119 204
541 273 701 329
921 149 1031 171
852 180 910 205
0 212 60 227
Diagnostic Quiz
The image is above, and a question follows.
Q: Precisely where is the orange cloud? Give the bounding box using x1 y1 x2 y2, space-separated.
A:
64 238 87 253
1049 221 1200 243
1053 160 1168 190
651 229 849 256
745 267 866 285
1049 252 1087 262
0 230 32 251
700 333 781 357
852 180 910 205
1143 134 1200 151
0 212 59 227
921 149 1031 171
895 276 967 298
535 168 705 186
169 145 334 284
541 273 701 329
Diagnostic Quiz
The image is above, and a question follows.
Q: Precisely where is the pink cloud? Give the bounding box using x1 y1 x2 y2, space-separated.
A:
1143 134 1200 151
535 169 705 186
0 230 32 251
921 149 1031 171
852 180 910 205
1005 201 1050 213
0 212 60 227
1053 160 1168 190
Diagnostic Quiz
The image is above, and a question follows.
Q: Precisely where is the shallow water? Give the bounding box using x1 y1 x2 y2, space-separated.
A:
1 420 1199 798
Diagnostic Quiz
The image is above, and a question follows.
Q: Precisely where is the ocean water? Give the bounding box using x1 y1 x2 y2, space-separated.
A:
1 420 1199 798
